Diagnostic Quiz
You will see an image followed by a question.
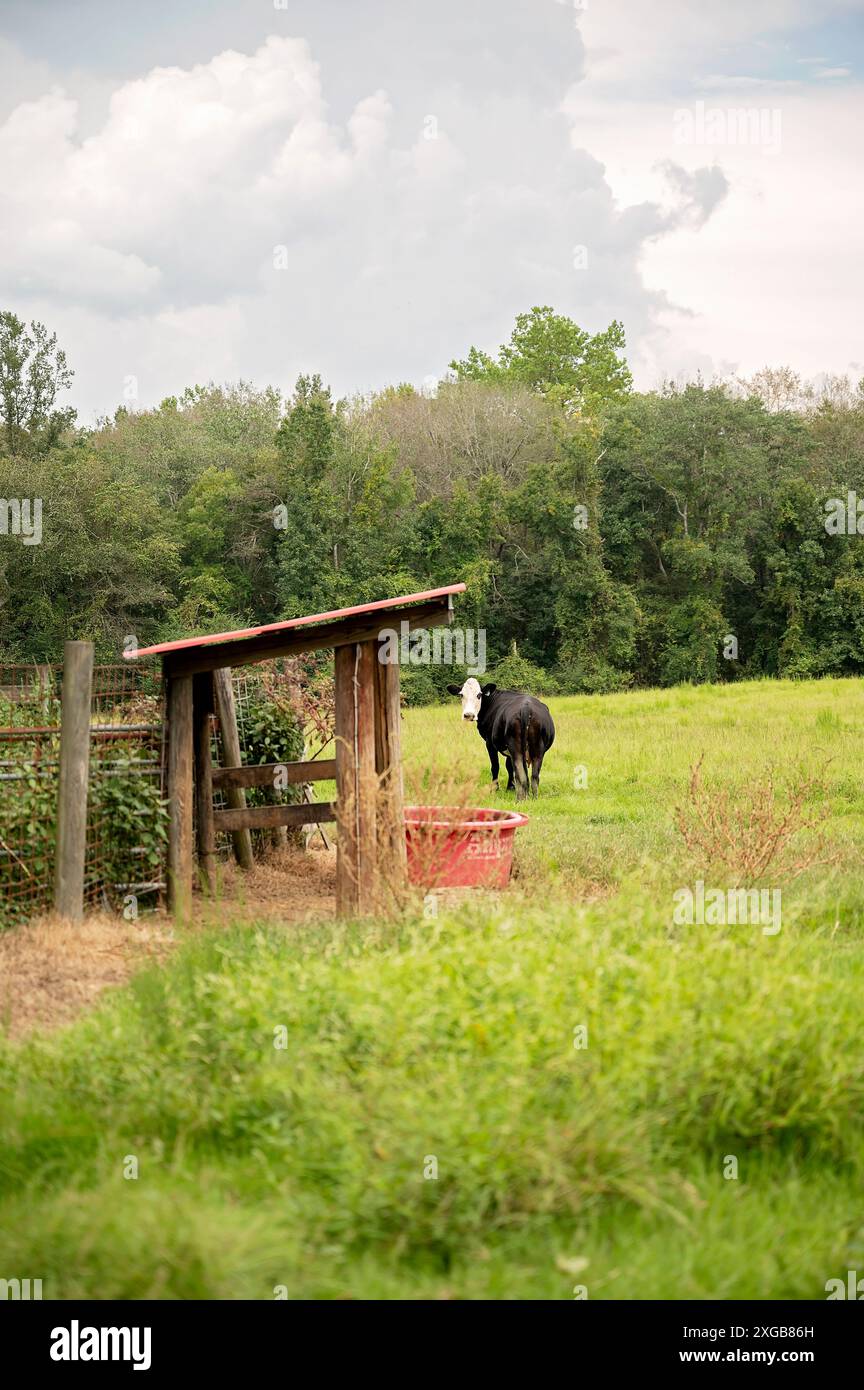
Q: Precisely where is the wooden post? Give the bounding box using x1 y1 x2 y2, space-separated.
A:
194 673 217 895
166 670 195 919
300 736 332 851
355 640 378 912
335 643 359 916
212 667 254 871
374 646 408 888
335 642 379 915
54 640 94 921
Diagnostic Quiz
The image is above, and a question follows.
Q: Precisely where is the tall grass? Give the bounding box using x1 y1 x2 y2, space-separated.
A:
0 677 862 1298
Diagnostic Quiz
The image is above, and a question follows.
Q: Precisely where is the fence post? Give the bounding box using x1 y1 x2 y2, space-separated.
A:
54 640 94 921
334 644 359 916
334 641 378 915
166 671 195 919
213 667 254 871
374 646 407 889
193 672 217 895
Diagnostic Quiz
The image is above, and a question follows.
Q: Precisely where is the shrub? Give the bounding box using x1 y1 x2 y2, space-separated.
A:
674 756 839 883
240 682 305 776
489 646 558 695
0 747 58 926
88 755 169 900
400 664 445 707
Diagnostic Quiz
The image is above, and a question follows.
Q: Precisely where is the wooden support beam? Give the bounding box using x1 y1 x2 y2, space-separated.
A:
355 640 378 913
211 758 337 792
212 667 254 871
54 640 94 922
163 596 454 678
193 672 217 896
166 669 194 919
334 642 379 917
374 646 408 891
214 802 336 832
334 644 359 916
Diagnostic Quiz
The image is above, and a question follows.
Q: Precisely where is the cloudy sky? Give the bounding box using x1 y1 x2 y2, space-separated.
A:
0 0 861 421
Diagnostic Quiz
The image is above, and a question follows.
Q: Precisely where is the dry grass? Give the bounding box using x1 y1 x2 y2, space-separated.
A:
674 755 841 883
205 842 336 924
0 844 337 1040
0 911 174 1041
0 751 498 1041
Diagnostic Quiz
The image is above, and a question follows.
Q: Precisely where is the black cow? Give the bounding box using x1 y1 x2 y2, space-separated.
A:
446 677 555 800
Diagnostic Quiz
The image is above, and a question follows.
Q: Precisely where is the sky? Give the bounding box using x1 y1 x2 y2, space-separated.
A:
0 0 861 422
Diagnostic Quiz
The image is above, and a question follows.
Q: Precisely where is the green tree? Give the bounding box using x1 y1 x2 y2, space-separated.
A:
275 376 417 618
599 384 777 682
450 306 632 411
0 440 179 660
0 311 75 456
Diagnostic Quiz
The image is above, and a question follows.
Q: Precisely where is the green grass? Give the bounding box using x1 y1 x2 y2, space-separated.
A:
404 676 864 910
1 676 863 1299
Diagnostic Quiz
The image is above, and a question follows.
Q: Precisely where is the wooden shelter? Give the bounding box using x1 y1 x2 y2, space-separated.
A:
127 585 466 918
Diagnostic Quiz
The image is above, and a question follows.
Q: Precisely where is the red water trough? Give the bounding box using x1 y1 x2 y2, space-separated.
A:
404 806 529 890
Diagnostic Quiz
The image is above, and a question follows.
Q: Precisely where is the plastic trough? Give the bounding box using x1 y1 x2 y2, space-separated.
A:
404 806 529 890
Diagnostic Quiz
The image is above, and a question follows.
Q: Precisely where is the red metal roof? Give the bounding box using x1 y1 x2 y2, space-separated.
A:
126 584 467 659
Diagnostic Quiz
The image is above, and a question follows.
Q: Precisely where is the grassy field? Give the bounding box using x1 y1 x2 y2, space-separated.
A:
0 677 862 1299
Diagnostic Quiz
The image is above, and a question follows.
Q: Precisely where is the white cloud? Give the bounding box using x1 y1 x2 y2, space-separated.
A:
0 29 695 417
563 3 864 385
0 5 860 417
0 37 399 312
348 90 393 158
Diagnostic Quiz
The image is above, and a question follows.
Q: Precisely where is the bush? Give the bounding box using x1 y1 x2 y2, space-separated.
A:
660 596 727 686
0 747 58 926
553 657 633 695
0 742 169 924
489 647 558 696
399 664 446 707
236 680 307 849
88 756 169 900
240 683 305 778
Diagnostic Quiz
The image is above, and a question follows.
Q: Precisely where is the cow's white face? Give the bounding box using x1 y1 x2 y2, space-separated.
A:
447 677 496 723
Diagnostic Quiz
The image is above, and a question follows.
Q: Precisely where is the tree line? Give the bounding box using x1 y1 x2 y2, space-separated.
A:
2 305 863 699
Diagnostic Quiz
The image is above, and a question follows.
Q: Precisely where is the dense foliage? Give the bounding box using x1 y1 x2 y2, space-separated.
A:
2 306 863 697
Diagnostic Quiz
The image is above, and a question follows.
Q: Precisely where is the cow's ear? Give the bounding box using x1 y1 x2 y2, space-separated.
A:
480 683 497 696
446 684 462 696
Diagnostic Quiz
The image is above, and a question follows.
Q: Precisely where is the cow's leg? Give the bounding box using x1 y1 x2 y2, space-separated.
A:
487 741 500 790
510 742 529 802
530 747 545 798
505 755 515 792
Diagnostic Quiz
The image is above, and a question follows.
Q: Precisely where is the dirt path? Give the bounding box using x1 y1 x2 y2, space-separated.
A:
0 845 336 1040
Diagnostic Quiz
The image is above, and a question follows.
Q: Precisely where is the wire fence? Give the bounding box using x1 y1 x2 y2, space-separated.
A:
0 662 164 927
0 655 334 928
86 663 165 916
